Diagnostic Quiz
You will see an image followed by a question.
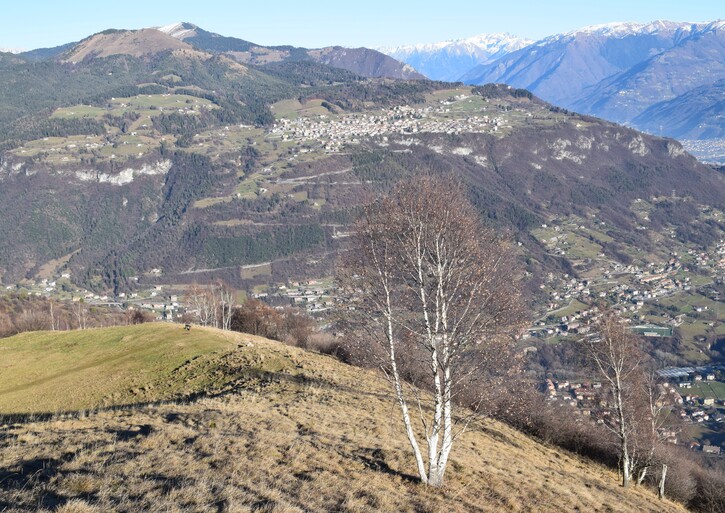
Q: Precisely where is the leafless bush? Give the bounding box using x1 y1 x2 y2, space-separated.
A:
0 311 14 337
652 448 697 505
281 307 316 348
231 299 282 339
692 467 725 513
14 308 49 333
130 309 152 324
230 300 317 349
306 332 355 362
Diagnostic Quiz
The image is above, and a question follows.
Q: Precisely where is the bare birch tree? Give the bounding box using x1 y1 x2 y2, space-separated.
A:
634 371 675 489
186 284 214 327
341 176 523 487
186 282 235 330
582 310 642 488
218 281 235 331
73 300 87 330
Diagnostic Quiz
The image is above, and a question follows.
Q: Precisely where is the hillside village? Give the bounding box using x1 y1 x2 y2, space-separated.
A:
545 364 725 454
269 95 507 151
526 224 725 341
526 230 725 455
547 368 725 457
4 198 724 343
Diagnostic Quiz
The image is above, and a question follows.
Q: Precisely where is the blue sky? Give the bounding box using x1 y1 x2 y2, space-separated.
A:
2 0 723 50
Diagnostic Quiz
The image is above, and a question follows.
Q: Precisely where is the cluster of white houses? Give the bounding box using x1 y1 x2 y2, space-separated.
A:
546 368 725 450
527 233 725 341
268 102 504 152
253 280 334 314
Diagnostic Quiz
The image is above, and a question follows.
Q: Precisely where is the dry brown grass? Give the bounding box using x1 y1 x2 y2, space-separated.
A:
0 329 688 512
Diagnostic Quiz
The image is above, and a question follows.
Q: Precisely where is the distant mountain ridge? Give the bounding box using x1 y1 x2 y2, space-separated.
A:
568 21 725 123
379 33 532 81
157 22 425 80
11 22 424 81
386 20 724 145
63 28 195 63
461 21 712 107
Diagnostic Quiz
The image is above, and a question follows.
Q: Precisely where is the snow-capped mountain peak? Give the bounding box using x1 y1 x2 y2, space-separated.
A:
156 22 198 40
378 33 532 82
380 33 530 55
545 20 708 42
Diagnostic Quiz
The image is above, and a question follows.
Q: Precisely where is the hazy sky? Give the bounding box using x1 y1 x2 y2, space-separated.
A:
2 0 723 50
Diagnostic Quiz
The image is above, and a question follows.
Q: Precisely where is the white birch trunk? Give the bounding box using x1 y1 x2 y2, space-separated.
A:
637 466 647 486
616 383 632 488
659 464 667 499
384 283 428 484
431 365 454 487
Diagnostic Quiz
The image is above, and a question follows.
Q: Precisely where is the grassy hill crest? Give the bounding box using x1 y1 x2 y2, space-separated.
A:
0 324 688 512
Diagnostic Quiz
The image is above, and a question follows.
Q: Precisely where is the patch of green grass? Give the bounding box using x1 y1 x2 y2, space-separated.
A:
549 299 589 318
51 105 107 119
424 87 472 102
679 381 725 401
193 196 234 209
271 98 333 120
240 263 272 280
531 225 603 260
0 323 245 414
687 408 725 447
658 293 721 316
49 94 217 121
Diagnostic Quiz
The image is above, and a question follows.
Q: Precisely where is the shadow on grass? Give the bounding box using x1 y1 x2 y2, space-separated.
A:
0 455 74 509
0 368 360 425
110 423 153 441
355 447 419 484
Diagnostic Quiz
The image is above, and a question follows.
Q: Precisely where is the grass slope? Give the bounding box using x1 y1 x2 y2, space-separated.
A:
0 323 243 414
0 325 686 512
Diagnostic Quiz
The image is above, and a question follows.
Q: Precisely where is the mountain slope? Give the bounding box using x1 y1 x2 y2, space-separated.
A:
462 21 702 108
306 46 423 80
632 79 725 139
379 33 532 82
158 22 425 80
63 28 195 62
572 20 725 122
20 42 78 62
0 40 444 287
0 325 688 513
1 79 724 293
